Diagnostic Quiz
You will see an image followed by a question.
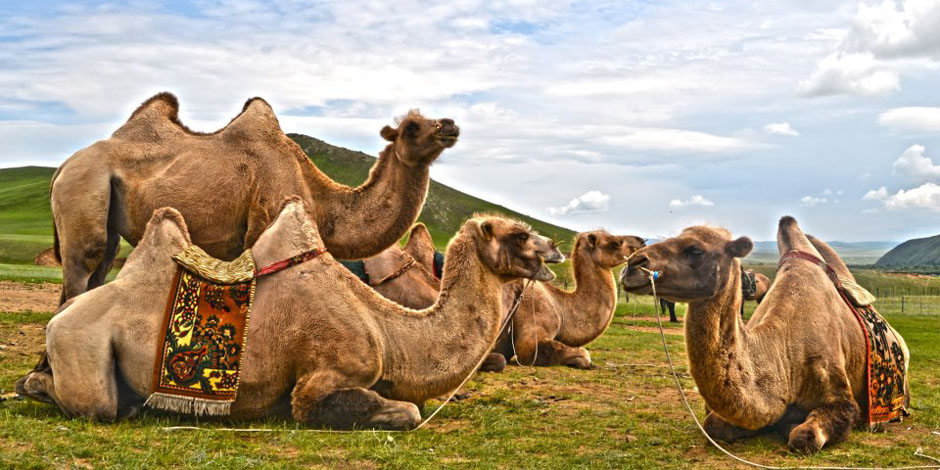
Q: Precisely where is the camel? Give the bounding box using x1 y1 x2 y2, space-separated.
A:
341 224 442 310
16 200 564 428
50 92 459 303
350 228 645 370
743 270 771 303
619 216 910 452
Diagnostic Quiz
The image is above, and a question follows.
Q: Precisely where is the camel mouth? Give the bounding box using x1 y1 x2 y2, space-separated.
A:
534 264 556 282
435 135 458 148
619 268 652 293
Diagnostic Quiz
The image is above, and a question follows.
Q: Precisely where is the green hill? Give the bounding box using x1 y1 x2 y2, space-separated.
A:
0 134 574 268
875 234 940 271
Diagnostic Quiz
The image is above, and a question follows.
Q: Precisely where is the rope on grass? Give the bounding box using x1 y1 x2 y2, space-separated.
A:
643 266 940 470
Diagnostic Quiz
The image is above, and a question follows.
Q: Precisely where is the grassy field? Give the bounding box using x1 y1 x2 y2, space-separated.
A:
1 279 939 469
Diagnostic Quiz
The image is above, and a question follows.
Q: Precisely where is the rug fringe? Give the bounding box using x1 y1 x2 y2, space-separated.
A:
146 393 232 416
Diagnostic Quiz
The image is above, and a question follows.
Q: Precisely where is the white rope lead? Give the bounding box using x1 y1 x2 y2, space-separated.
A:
644 268 939 470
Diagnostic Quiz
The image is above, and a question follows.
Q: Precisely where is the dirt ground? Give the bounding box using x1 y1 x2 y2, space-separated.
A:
0 281 59 313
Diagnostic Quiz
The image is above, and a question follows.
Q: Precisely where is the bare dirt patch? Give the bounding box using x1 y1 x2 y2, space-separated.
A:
0 323 46 359
0 281 59 313
623 325 684 335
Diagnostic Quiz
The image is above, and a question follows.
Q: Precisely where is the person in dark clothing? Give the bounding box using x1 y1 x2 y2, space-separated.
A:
659 298 678 323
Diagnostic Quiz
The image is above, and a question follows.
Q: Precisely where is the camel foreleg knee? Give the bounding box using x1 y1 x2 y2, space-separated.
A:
788 400 858 453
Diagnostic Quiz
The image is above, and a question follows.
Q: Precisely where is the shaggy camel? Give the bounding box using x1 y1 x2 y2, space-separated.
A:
51 93 458 303
17 200 563 429
619 216 909 452
350 229 645 370
483 231 645 370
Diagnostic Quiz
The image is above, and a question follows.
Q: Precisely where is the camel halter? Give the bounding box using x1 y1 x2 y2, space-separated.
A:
161 271 535 434
644 266 939 470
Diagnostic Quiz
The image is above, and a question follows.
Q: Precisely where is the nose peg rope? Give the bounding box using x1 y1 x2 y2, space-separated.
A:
645 269 939 470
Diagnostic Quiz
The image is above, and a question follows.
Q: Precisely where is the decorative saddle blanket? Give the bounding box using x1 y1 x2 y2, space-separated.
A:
779 251 908 427
146 245 325 416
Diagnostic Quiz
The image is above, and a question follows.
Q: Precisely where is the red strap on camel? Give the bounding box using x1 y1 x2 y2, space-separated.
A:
254 247 327 277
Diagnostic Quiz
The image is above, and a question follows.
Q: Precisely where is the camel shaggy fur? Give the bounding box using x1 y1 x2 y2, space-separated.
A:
17 200 563 428
619 216 910 452
51 93 458 303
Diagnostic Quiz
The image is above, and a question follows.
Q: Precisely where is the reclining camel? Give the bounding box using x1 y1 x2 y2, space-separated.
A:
619 216 909 452
51 93 459 303
17 200 563 428
345 228 645 370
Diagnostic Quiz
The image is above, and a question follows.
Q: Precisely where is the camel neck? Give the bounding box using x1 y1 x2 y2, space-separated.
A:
375 233 505 404
684 259 769 423
300 145 430 260
554 245 617 346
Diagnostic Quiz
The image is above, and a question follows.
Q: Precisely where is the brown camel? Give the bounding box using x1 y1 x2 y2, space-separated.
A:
51 93 459 303
619 216 910 452
484 230 645 370
16 200 563 428
349 229 645 370
743 271 771 303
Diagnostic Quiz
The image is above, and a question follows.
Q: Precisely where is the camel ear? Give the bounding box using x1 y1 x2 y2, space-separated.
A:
479 221 494 241
381 125 398 142
586 233 597 247
726 236 753 258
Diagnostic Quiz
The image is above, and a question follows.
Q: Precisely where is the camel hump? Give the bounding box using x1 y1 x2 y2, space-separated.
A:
222 97 283 142
776 216 822 259
112 92 186 141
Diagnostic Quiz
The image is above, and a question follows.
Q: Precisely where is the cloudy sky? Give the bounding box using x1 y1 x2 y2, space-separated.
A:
2 0 939 242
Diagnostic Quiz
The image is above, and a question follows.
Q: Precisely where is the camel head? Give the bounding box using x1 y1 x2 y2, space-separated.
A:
467 216 565 282
380 110 459 167
619 226 752 303
403 223 437 274
575 230 646 269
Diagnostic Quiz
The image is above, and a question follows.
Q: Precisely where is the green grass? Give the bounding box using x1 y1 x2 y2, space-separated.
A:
1 294 939 469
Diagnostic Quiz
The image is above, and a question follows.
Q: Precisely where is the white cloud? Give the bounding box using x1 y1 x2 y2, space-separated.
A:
797 52 900 97
864 186 889 200
892 144 940 183
547 190 611 216
884 182 940 211
799 0 940 97
669 195 715 208
879 107 940 133
597 127 760 154
763 122 800 137
800 195 828 206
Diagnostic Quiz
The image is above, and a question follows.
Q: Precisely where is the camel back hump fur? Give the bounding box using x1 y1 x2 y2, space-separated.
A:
113 92 283 145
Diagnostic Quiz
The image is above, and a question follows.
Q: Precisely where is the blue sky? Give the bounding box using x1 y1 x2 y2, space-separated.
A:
1 0 939 242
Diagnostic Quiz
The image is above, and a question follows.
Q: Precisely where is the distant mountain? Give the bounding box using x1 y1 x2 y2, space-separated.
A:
875 234 940 270
744 240 897 265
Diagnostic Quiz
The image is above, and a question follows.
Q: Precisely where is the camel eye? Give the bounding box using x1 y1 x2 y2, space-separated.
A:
405 121 420 137
684 246 705 258
515 232 529 244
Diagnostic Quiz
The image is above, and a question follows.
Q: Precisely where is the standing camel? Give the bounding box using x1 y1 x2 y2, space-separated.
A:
50 93 458 303
619 217 909 452
16 200 563 428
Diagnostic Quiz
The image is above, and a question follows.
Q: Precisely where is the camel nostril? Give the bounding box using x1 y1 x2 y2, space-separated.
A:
629 255 649 270
440 118 454 126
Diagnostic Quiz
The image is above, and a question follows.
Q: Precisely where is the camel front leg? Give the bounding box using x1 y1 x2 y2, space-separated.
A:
787 400 858 453
512 329 591 369
292 372 420 430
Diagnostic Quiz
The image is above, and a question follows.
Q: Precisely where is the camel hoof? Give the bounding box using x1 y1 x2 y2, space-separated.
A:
15 372 54 404
368 402 421 430
788 425 825 453
565 349 593 370
479 353 506 372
